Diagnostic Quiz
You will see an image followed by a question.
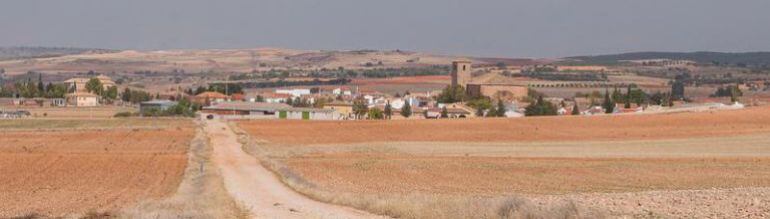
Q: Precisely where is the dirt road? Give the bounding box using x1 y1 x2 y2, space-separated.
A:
204 118 379 219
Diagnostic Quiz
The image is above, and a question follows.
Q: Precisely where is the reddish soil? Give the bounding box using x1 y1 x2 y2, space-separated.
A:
0 126 194 217
237 106 770 145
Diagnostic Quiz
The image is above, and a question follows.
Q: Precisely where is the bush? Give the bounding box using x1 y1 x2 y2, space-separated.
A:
114 112 134 118
525 96 557 116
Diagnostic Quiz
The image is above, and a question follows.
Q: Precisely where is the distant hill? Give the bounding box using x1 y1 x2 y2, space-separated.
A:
0 47 115 61
565 51 770 67
0 47 536 75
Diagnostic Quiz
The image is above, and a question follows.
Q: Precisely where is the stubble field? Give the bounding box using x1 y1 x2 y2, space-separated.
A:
0 119 194 218
237 106 770 218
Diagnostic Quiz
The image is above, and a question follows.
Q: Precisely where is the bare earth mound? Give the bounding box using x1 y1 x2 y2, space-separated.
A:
0 120 194 217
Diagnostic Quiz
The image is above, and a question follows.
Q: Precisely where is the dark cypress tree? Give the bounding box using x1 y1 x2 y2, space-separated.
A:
37 74 44 94
384 101 393 119
496 99 506 117
624 86 632 109
603 89 615 114
122 88 131 102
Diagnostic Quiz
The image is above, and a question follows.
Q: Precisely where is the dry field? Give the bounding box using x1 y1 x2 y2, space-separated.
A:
236 106 770 218
0 119 194 218
3 106 136 119
238 106 770 145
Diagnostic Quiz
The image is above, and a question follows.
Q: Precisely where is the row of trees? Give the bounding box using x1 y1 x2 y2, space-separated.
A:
351 99 412 120
711 84 743 102
120 88 153 104
0 74 69 98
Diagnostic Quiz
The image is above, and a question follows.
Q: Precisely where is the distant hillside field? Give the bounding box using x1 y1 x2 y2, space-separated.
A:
0 48 536 75
566 51 770 66
0 47 115 61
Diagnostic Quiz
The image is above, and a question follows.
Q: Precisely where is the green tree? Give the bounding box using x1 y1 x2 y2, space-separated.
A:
436 85 466 103
104 86 118 100
368 108 384 120
466 97 492 114
353 98 368 119
525 96 558 116
384 101 393 119
85 78 103 95
400 101 412 118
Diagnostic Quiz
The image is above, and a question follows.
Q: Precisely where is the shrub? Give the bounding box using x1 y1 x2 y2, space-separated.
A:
114 112 134 118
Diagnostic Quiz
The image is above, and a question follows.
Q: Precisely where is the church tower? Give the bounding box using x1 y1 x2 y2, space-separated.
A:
451 60 471 88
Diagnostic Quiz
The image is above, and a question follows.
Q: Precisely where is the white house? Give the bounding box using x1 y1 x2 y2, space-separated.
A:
276 89 311 98
332 87 352 96
65 92 99 107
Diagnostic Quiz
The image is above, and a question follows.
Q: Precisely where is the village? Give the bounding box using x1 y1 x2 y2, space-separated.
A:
1 59 753 121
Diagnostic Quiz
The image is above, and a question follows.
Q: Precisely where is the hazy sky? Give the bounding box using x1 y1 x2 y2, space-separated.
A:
1 0 769 58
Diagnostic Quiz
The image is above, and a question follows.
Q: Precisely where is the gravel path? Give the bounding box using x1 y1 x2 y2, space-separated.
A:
205 118 380 219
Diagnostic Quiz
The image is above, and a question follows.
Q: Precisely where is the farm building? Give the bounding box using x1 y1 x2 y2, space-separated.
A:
193 92 229 105
323 101 354 119
64 75 116 92
202 102 340 120
140 100 178 114
277 108 340 120
202 102 291 116
65 92 98 107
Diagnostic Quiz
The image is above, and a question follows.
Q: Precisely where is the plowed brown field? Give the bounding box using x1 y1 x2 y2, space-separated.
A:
238 106 770 145
237 107 770 218
284 155 770 195
0 120 193 218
